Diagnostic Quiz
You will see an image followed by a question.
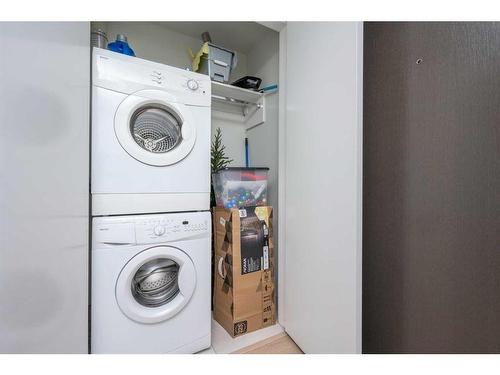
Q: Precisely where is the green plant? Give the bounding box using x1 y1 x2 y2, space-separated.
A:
211 127 233 207
211 127 233 174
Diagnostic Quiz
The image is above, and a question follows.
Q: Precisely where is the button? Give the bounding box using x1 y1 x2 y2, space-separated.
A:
187 79 199 91
153 225 166 236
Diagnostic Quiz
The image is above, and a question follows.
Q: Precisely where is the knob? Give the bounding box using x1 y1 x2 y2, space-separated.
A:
187 79 199 91
153 225 166 236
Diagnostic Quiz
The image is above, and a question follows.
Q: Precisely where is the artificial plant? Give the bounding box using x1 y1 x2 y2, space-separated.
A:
211 127 233 207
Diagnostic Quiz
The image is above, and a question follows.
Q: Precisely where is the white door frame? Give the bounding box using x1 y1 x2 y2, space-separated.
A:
277 24 287 327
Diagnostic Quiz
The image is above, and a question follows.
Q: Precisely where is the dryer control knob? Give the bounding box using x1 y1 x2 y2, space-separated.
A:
187 79 199 91
153 225 166 236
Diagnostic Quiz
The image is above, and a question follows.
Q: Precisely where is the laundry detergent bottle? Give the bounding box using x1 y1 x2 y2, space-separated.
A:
108 34 135 56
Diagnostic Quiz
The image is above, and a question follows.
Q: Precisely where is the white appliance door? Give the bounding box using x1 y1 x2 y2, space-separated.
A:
115 246 196 324
282 22 363 353
0 22 89 353
114 90 196 167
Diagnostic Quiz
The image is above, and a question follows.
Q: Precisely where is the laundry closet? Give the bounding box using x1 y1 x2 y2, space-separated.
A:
0 21 362 354
91 22 283 352
91 22 280 217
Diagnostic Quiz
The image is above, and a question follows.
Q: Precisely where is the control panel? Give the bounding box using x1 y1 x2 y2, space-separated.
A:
93 212 211 247
150 70 163 85
93 48 211 105
135 216 210 244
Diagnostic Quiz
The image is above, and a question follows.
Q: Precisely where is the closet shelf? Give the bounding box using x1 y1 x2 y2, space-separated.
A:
211 81 266 130
211 81 263 105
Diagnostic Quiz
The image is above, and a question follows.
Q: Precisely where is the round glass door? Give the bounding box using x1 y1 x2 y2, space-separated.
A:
116 246 196 324
114 90 197 167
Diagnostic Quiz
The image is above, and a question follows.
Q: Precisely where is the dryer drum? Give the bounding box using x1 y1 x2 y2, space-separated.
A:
130 105 182 153
131 258 180 307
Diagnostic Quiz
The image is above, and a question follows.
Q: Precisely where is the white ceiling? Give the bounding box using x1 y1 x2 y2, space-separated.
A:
155 22 278 54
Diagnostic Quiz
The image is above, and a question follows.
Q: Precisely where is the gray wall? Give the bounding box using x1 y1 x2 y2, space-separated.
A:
363 22 500 353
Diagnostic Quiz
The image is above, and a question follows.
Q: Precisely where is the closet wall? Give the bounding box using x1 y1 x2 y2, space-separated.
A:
245 31 280 300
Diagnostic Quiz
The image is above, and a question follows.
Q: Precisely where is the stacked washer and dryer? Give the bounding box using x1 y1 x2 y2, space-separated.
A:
91 48 212 354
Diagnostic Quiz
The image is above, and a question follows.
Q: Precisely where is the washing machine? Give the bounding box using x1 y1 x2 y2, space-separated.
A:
91 48 211 216
91 211 211 354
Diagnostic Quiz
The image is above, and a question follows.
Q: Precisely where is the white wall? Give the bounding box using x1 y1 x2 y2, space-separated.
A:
246 31 279 207
245 30 280 310
0 22 90 353
210 109 248 166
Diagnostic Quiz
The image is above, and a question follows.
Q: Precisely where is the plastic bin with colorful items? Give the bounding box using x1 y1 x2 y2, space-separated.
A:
212 167 269 209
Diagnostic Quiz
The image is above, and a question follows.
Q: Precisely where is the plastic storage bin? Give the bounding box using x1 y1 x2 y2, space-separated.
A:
212 167 269 209
198 43 236 83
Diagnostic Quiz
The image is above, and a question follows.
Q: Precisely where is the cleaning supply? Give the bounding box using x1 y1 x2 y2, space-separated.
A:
108 34 135 56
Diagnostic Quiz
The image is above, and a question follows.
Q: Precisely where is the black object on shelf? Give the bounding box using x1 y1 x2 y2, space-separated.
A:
231 76 262 90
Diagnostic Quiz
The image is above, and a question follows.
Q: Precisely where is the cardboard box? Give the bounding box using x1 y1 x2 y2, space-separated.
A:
213 206 276 337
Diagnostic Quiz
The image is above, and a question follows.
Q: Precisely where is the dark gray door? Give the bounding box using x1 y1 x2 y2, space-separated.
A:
363 22 500 353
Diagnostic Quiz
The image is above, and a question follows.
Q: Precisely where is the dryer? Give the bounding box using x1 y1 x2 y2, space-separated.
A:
91 48 211 216
91 211 211 354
